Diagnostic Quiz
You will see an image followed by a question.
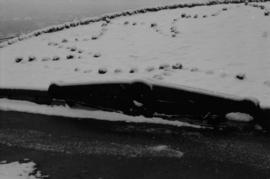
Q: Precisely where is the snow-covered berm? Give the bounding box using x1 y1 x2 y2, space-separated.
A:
0 160 45 179
0 1 270 107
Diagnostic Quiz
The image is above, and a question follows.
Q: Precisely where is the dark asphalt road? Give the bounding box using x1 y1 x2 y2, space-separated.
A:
1 110 270 179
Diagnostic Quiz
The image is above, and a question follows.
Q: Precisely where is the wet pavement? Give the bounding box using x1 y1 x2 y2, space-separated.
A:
0 110 270 178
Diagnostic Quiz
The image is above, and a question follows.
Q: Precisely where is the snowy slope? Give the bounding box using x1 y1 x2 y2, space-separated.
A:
0 1 270 107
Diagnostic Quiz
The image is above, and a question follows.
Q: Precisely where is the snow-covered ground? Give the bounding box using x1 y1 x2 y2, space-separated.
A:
0 160 46 179
0 1 270 108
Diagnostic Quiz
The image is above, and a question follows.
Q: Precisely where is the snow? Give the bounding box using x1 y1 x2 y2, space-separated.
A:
225 112 254 122
0 1 270 108
0 98 204 129
0 161 44 179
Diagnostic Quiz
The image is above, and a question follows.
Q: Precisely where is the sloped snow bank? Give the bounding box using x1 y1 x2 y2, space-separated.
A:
0 98 203 129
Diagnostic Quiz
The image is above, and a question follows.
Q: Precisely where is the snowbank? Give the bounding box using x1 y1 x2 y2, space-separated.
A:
0 160 46 179
0 0 270 109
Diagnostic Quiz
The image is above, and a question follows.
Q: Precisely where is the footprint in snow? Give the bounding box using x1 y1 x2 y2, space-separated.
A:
159 64 170 70
172 63 183 70
220 72 228 78
98 68 108 74
235 73 246 80
114 68 123 74
153 74 164 80
14 57 24 63
62 39 68 43
28 55 36 62
41 57 51 62
190 67 199 72
145 66 155 72
93 53 102 58
205 70 214 75
83 69 92 73
129 68 138 74
66 54 75 60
